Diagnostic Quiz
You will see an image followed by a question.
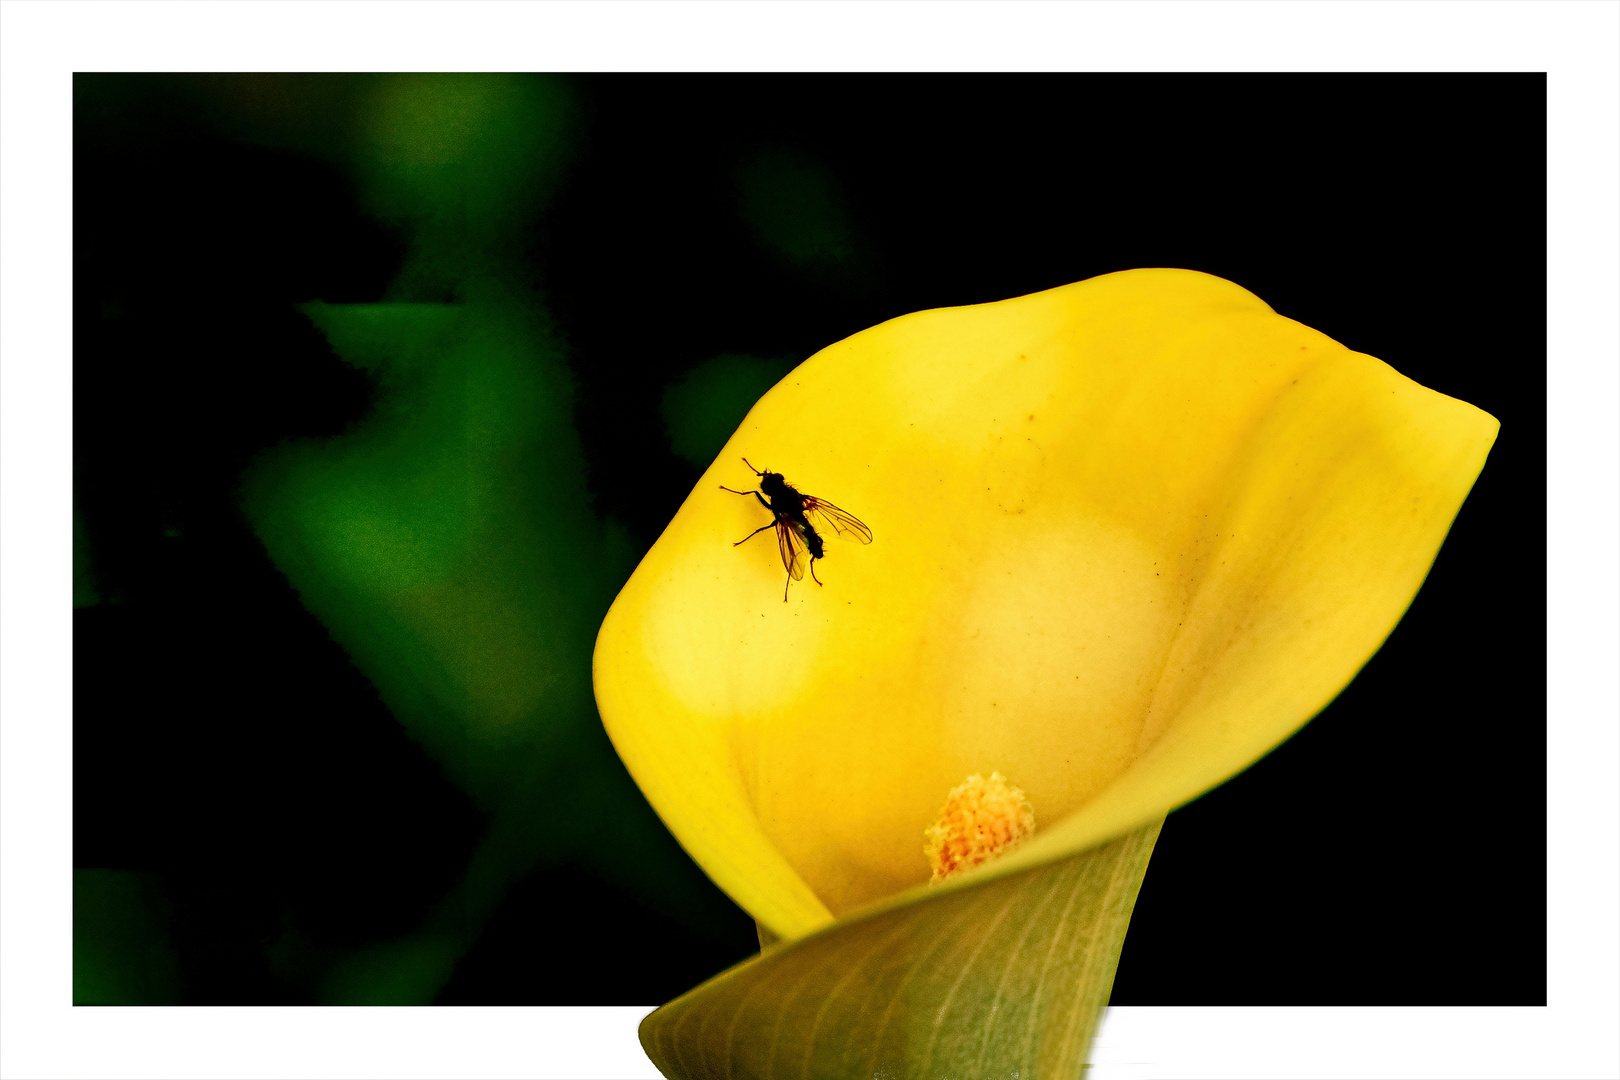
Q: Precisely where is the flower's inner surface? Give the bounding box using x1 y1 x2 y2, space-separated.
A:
924 771 1036 883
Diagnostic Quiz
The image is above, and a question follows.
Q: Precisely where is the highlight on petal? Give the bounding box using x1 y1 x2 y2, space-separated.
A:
592 267 1499 943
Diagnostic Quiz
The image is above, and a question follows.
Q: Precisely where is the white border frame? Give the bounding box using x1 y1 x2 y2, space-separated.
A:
4 3 1615 1078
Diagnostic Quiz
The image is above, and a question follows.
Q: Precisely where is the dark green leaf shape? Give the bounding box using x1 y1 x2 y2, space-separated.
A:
642 820 1162 1080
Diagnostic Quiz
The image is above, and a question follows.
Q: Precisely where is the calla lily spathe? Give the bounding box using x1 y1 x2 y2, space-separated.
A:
593 268 1498 945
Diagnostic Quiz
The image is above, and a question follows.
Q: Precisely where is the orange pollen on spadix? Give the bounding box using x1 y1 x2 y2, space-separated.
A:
923 771 1036 884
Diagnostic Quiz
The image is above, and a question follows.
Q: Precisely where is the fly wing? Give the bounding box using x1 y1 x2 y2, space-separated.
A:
803 497 873 544
777 520 809 580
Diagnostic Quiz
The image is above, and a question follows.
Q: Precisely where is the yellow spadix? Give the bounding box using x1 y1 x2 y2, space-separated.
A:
593 268 1497 947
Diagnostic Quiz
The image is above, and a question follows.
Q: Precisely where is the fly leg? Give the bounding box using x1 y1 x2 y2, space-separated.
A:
734 522 776 546
718 486 776 518
809 558 824 587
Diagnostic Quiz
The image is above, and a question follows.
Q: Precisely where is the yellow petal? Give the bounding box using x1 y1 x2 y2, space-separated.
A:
593 268 1498 940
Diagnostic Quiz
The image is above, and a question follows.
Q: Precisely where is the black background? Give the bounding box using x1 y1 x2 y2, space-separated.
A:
75 74 1545 1004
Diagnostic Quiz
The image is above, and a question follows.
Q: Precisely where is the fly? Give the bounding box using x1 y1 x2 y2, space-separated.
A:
721 458 873 601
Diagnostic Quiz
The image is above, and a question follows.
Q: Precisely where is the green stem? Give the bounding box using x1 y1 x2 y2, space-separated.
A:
641 819 1163 1080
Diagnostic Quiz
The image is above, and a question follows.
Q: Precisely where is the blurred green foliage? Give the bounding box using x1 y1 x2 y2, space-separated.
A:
244 300 625 805
662 354 797 468
228 74 721 1004
74 871 181 1004
355 74 574 300
75 71 841 1007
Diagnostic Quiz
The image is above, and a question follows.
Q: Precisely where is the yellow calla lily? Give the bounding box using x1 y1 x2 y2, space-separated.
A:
593 268 1496 1073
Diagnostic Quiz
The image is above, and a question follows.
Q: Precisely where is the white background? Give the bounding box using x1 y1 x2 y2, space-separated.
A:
3 3 1615 1078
